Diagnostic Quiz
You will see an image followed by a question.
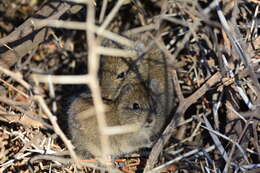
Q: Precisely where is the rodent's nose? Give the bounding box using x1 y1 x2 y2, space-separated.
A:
146 117 153 124
143 117 154 128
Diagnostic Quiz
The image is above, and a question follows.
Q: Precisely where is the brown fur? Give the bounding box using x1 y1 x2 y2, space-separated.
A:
67 83 163 158
100 32 175 116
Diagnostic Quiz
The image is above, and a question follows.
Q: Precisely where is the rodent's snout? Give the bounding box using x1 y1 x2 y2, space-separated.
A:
146 116 154 124
143 115 155 128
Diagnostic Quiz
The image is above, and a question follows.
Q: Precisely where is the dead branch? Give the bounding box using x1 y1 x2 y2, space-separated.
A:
0 1 83 68
144 72 222 172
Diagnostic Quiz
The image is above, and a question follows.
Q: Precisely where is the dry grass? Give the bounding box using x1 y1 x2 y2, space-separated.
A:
0 0 259 172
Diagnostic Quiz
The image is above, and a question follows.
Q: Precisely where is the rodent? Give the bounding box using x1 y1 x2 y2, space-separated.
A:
100 31 175 116
99 56 133 100
67 83 163 158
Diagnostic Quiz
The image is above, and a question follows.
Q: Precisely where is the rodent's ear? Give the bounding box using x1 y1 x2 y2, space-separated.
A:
149 79 160 93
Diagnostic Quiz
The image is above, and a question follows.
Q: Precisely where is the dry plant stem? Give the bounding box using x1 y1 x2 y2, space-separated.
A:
0 113 37 127
172 70 184 101
170 22 197 63
160 3 201 61
35 96 81 168
161 16 189 27
151 145 216 173
215 0 260 93
99 0 108 23
86 2 111 163
102 124 139 135
66 0 96 5
0 104 51 128
98 0 127 33
226 101 247 123
0 2 70 45
144 72 222 172
32 19 135 47
249 4 259 40
0 96 30 106
202 116 229 162
0 66 31 90
30 155 103 170
96 47 137 57
252 122 260 161
0 78 29 99
201 123 249 162
155 0 168 30
224 118 253 172
151 34 178 67
123 24 156 36
48 81 57 113
172 70 186 140
31 74 91 85
0 2 80 68
0 152 32 168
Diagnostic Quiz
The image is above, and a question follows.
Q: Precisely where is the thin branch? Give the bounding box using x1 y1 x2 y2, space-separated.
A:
35 96 81 168
0 66 31 90
144 72 222 172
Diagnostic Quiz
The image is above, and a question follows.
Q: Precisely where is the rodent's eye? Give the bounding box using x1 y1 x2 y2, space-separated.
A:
116 72 125 79
132 103 140 110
